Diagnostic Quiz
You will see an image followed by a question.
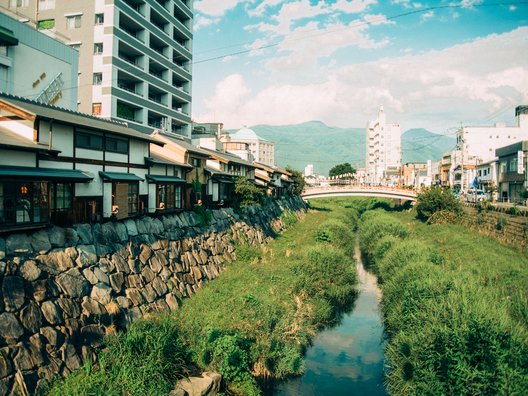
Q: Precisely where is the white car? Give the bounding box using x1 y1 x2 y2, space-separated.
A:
466 189 486 203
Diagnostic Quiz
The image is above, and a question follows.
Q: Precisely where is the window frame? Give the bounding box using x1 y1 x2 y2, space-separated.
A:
94 42 103 55
105 135 129 154
66 14 82 29
93 72 102 85
95 13 104 25
75 130 104 151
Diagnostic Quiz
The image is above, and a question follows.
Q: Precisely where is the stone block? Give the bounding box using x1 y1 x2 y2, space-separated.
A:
37 248 75 275
48 226 67 248
124 219 138 236
40 327 64 348
0 348 13 378
17 260 41 282
91 283 112 305
31 279 59 302
142 283 157 303
57 298 81 319
114 221 129 242
112 252 130 274
56 268 90 298
41 301 63 325
6 233 32 256
0 238 4 260
0 313 24 341
125 288 145 306
74 223 93 245
141 266 155 283
81 297 108 317
2 276 25 312
109 272 125 293
60 342 82 372
81 324 105 348
19 301 42 333
30 230 52 254
76 245 98 268
152 276 168 296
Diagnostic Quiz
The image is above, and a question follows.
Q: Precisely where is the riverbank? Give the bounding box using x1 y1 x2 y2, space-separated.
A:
359 208 528 394
48 199 360 395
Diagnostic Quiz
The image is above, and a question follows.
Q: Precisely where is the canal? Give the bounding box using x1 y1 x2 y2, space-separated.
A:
271 241 387 395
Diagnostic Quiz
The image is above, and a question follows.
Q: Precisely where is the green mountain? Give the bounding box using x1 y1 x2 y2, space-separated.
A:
230 122 456 176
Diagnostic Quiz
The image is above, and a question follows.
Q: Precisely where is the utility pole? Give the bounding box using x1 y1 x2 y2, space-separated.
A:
459 123 464 191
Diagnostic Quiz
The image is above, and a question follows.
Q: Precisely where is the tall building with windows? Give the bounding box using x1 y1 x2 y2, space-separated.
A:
365 106 401 185
0 0 193 136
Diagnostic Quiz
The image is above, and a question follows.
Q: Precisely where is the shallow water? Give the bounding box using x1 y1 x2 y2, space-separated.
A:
271 244 387 396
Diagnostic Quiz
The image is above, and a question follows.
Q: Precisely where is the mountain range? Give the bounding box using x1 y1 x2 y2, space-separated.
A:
234 121 456 176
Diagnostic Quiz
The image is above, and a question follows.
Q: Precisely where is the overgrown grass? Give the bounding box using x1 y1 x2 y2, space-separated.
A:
359 207 528 395
49 199 359 395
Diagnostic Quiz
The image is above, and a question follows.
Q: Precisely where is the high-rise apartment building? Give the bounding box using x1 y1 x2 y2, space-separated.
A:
1 0 193 136
365 106 401 185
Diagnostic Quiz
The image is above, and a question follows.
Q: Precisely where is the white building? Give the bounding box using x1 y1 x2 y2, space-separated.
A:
304 164 314 177
457 106 528 163
229 127 274 166
365 106 401 184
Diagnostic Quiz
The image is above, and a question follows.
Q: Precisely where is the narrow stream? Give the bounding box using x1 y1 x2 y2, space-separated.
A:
271 241 387 395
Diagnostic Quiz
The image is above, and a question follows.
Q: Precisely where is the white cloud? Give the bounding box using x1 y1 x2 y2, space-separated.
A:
459 0 484 8
194 0 249 17
332 0 377 14
363 13 395 26
248 0 285 17
193 15 218 31
195 27 528 131
421 10 434 20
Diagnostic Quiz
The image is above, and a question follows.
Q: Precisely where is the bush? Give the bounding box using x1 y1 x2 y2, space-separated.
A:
234 176 264 209
313 219 355 255
415 187 462 222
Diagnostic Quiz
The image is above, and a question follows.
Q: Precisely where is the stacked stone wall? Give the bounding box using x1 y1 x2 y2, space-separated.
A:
463 205 528 247
0 197 306 395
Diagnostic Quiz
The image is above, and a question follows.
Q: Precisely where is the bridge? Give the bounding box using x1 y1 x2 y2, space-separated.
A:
302 185 417 201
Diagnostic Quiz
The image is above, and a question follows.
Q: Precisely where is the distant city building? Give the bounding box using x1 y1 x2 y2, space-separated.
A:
304 164 314 177
457 106 528 163
0 12 78 109
495 140 528 202
229 127 275 166
191 122 224 151
0 0 193 136
365 106 401 184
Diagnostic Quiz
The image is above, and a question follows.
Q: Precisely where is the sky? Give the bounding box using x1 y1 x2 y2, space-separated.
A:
191 0 528 134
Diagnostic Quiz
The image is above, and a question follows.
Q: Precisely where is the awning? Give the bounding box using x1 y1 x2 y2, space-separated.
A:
99 171 143 182
0 166 92 182
213 176 235 184
146 175 186 183
0 27 18 46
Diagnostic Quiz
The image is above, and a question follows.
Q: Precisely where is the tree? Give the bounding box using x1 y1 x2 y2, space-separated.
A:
415 186 463 222
285 166 305 195
329 163 356 177
234 176 264 209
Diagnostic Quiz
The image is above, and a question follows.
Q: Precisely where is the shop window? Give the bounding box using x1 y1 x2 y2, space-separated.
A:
157 184 182 210
0 181 49 226
128 183 139 215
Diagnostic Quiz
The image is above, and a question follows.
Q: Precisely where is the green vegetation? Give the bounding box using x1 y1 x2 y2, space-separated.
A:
285 166 305 195
49 199 359 395
415 186 463 222
359 208 528 395
233 176 265 209
329 162 356 177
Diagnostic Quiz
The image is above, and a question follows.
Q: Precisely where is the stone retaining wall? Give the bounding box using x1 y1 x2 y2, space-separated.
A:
463 205 528 247
0 197 306 395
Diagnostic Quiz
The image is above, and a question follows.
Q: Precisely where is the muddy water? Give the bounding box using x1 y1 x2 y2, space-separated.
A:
272 243 387 395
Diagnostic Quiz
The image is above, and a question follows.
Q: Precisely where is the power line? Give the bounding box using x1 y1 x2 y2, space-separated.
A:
193 1 528 64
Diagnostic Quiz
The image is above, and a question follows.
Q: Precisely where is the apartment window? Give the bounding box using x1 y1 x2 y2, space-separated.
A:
95 13 104 25
0 46 7 57
37 19 55 30
66 15 82 29
76 130 103 150
94 42 103 55
10 0 28 7
105 135 128 154
93 73 102 85
39 0 55 10
92 103 102 116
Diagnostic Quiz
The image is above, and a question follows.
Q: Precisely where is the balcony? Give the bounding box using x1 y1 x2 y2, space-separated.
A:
116 100 141 123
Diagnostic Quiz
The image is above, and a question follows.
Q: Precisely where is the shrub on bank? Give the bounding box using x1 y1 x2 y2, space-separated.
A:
415 186 462 222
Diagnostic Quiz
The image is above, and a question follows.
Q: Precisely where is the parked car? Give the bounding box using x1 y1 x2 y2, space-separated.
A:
466 188 486 203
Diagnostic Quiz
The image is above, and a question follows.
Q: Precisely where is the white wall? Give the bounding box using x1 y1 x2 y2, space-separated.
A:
75 164 103 197
0 149 35 166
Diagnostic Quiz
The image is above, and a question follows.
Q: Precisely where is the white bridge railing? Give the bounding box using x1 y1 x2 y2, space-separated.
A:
302 185 417 200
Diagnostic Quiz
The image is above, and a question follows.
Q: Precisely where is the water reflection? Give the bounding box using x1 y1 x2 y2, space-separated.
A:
272 244 387 395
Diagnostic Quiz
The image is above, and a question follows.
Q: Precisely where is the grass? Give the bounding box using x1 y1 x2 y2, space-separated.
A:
359 207 528 395
48 198 360 395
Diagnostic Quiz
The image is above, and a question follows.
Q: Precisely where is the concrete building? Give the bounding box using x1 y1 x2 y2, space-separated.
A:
229 127 274 166
304 164 314 177
191 122 224 151
366 106 401 185
495 141 528 203
456 106 528 164
0 12 78 109
1 0 193 136
476 160 498 198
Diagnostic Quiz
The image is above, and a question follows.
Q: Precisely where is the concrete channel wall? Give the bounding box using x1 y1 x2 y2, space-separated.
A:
0 197 307 395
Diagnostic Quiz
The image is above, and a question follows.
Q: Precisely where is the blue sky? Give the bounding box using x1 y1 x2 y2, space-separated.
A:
191 0 528 133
